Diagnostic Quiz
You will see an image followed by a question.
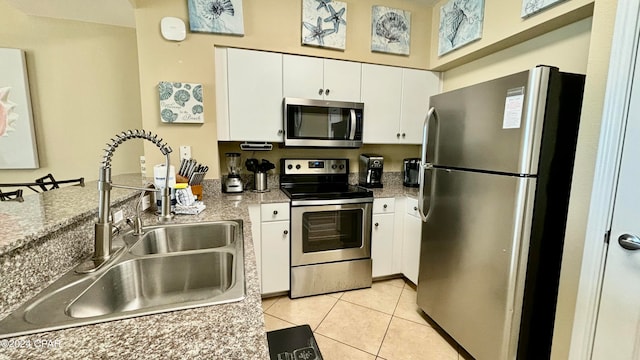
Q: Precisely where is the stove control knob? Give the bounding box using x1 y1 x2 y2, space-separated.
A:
331 164 337 169
296 164 301 170
339 164 345 170
287 164 293 170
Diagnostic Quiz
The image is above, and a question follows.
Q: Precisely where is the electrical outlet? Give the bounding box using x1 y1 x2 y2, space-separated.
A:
180 145 192 161
112 209 124 224
141 194 151 211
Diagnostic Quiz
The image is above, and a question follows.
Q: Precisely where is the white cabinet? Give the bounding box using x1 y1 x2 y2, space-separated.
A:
260 203 290 294
362 64 440 144
402 197 422 285
361 64 403 144
215 47 284 142
400 69 441 144
283 54 361 102
371 198 396 278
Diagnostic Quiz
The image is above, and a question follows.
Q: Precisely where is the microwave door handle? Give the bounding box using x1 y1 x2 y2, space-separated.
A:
418 107 438 222
349 109 357 140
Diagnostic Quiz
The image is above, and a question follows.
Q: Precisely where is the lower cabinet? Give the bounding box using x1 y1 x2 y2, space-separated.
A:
372 198 396 277
402 198 422 285
259 203 290 295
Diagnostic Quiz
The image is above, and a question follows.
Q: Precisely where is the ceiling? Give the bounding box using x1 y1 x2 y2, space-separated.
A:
4 0 439 29
5 0 136 28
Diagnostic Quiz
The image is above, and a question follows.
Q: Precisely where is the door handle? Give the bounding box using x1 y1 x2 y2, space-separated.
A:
418 107 438 222
618 234 640 250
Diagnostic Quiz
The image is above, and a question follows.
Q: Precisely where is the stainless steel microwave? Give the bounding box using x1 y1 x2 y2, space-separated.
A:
283 97 364 148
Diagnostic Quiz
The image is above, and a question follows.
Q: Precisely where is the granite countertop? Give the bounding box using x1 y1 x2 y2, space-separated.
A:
0 174 277 360
0 173 416 359
0 174 146 257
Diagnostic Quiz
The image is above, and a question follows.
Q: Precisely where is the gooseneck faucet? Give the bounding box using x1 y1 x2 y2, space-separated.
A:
77 129 173 273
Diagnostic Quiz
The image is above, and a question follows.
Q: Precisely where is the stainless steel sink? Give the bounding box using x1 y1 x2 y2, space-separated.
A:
0 220 245 339
127 221 237 255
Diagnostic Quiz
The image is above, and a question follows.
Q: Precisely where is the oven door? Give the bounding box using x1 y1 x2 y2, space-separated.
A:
291 198 372 266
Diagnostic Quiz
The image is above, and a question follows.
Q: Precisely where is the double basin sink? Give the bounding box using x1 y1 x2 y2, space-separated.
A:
0 220 245 339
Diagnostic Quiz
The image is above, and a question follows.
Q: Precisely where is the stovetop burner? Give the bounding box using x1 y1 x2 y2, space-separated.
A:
281 183 372 201
279 158 373 201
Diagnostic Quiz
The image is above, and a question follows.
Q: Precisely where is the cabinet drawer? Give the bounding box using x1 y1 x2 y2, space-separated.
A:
261 203 290 221
373 198 395 214
406 197 420 218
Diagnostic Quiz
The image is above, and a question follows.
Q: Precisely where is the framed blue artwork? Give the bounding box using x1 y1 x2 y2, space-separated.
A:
158 82 204 124
438 0 485 56
188 0 245 36
522 0 567 18
302 0 347 50
371 6 411 56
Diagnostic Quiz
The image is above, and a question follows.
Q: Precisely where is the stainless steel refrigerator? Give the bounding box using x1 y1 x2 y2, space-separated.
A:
415 66 585 360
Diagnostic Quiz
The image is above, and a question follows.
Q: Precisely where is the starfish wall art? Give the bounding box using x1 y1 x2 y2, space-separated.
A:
301 0 347 50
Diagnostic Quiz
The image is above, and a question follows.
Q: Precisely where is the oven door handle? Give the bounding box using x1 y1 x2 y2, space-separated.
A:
291 197 373 207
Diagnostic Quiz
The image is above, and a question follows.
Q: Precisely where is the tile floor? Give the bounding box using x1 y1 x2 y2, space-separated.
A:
262 278 473 360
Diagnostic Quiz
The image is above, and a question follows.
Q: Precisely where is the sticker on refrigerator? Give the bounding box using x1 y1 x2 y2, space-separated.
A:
503 87 525 129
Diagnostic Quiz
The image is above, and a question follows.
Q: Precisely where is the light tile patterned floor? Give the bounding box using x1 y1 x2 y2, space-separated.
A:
262 278 473 360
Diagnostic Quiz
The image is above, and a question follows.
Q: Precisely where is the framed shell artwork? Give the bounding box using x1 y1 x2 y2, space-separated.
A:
158 82 204 124
521 0 567 17
438 0 484 56
187 0 245 36
371 6 411 55
301 0 348 50
0 48 39 169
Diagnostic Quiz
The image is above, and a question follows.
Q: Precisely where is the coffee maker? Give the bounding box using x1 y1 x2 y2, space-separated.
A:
403 158 421 187
222 152 244 193
359 154 384 188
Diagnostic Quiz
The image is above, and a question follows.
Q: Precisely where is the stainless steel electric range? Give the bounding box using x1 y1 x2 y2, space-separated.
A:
280 158 373 298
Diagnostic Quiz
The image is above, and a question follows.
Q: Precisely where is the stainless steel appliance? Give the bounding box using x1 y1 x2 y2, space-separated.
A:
402 158 420 187
283 98 364 148
416 66 585 360
222 152 243 193
280 158 373 298
358 154 383 188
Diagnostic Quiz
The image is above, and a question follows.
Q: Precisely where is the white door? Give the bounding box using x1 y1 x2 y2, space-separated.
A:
227 48 283 142
591 49 640 358
282 54 324 100
323 59 361 102
361 63 402 144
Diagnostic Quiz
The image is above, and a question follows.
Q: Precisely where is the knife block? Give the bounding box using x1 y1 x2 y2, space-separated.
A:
190 184 203 201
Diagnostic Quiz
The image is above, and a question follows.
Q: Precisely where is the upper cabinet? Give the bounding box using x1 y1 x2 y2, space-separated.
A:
216 48 284 142
283 54 361 102
362 64 441 144
215 47 440 145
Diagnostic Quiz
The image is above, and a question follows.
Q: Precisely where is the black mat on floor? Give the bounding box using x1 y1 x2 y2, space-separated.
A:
266 324 324 360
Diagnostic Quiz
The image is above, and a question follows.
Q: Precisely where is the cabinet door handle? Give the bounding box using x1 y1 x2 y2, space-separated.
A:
325 89 330 95
318 88 324 95
414 206 418 211
383 204 388 209
277 129 284 135
402 133 406 138
273 210 278 215
374 223 379 227
283 230 289 235
396 133 401 138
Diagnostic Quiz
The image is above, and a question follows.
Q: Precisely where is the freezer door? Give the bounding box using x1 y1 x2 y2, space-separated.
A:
416 168 536 360
427 67 552 175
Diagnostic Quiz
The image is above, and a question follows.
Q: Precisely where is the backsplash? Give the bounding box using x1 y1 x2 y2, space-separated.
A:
217 142 420 176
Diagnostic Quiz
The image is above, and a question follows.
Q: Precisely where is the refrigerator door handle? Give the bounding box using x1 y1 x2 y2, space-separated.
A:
418 107 438 222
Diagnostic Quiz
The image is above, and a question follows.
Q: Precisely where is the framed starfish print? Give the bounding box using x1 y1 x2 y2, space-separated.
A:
301 0 347 50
